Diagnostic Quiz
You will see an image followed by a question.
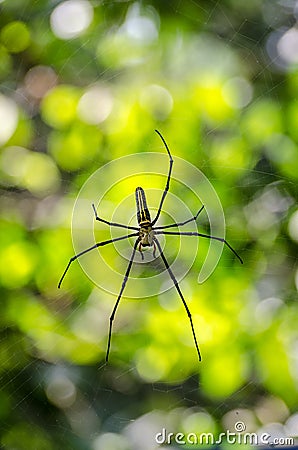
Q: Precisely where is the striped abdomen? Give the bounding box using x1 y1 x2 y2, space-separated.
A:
135 187 151 225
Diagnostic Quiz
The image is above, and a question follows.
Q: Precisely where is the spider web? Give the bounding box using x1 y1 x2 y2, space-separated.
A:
0 0 297 449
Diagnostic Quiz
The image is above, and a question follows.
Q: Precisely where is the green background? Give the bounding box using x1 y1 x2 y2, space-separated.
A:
0 0 297 448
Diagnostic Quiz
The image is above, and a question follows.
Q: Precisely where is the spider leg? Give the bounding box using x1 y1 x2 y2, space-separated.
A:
155 231 243 264
153 240 157 258
106 238 140 362
58 232 139 288
153 237 202 361
92 203 139 231
138 242 144 261
154 205 205 230
151 130 173 226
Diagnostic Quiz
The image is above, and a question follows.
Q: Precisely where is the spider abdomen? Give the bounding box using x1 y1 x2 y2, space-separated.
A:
135 186 151 225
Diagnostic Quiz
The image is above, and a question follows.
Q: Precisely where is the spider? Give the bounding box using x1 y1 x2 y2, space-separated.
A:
58 130 243 362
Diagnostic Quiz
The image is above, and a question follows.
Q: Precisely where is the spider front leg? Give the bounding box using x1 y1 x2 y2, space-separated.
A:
92 203 139 231
58 232 139 288
154 205 205 231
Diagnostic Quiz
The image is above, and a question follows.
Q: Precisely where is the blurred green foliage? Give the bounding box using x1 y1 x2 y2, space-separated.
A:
0 0 297 448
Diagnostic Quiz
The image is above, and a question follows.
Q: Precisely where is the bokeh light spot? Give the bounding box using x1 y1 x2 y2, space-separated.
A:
242 100 282 145
265 133 298 179
24 66 58 100
201 352 247 399
288 209 298 243
222 77 253 109
182 411 215 435
1 146 60 195
50 0 94 40
1 146 27 181
277 27 298 64
0 94 18 145
41 85 80 129
78 85 113 124
93 432 130 450
135 347 168 382
21 152 60 196
122 3 158 44
195 78 234 123
210 136 252 180
0 242 38 288
285 412 298 437
0 21 30 53
46 373 76 409
140 84 173 120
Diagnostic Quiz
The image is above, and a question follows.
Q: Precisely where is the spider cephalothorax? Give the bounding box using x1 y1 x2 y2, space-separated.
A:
58 130 243 362
139 224 154 246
